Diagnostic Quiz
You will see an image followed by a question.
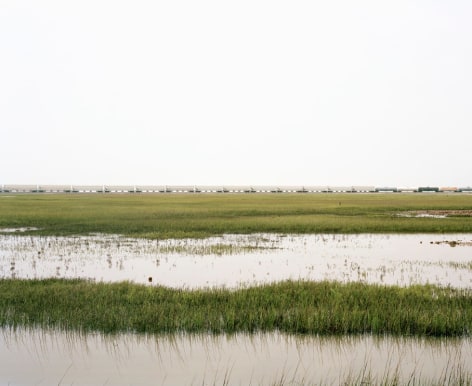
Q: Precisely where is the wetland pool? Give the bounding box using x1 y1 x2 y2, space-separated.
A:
1 328 471 385
2 233 472 384
1 233 472 288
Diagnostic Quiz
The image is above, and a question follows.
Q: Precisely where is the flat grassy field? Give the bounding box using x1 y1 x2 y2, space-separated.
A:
1 193 472 238
1 193 472 337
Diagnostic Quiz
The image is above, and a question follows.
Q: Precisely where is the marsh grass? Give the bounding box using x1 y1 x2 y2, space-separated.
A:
267 362 472 386
0 279 471 336
449 261 472 271
0 194 471 238
151 241 280 255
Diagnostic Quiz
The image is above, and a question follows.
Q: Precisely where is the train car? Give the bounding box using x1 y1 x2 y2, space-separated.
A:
397 187 418 193
417 187 439 192
5 185 37 192
375 187 398 192
439 187 458 192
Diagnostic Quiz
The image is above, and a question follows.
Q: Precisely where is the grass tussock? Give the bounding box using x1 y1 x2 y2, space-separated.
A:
0 279 471 336
0 193 472 238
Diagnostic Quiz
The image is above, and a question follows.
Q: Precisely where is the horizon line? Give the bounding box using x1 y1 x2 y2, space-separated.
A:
1 184 472 194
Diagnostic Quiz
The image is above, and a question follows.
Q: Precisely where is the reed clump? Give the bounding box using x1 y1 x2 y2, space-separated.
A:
0 279 471 336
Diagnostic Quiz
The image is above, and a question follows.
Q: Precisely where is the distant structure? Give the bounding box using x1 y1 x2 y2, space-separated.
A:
1 184 471 194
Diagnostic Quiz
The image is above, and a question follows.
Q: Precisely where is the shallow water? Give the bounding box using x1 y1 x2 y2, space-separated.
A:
1 233 472 288
0 327 470 385
1 235 472 384
0 227 40 233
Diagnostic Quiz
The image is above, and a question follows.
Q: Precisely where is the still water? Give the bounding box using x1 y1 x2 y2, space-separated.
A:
1 233 471 288
1 233 472 384
1 327 471 385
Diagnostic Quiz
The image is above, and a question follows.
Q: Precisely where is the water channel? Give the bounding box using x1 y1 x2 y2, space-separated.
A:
1 233 471 288
1 328 471 385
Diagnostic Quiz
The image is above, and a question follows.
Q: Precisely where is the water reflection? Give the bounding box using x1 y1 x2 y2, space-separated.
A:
1 233 472 288
0 327 471 385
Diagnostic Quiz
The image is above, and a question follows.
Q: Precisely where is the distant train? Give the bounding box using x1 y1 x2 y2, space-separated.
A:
1 185 472 194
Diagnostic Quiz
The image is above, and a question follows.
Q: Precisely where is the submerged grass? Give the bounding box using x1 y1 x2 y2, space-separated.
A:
0 279 471 336
0 193 472 238
269 370 472 386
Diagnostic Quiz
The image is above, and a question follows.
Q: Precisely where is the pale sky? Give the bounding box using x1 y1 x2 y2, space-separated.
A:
1 1 471 187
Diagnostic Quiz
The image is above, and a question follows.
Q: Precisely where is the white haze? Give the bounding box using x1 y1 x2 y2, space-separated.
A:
1 1 471 187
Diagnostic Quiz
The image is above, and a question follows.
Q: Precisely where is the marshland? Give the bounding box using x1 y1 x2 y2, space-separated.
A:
1 193 472 385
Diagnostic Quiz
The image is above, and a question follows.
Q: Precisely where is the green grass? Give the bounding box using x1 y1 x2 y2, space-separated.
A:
1 194 472 337
0 279 471 336
1 193 472 238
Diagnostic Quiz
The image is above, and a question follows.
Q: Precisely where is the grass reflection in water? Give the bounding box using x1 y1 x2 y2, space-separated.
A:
1 327 471 385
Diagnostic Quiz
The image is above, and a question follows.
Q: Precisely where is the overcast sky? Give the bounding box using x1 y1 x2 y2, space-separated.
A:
1 1 471 187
